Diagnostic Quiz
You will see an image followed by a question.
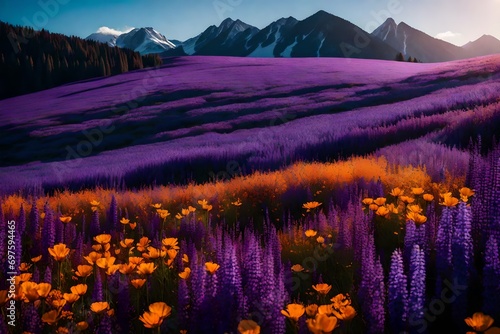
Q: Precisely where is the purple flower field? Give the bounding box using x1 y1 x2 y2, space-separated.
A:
1 54 500 334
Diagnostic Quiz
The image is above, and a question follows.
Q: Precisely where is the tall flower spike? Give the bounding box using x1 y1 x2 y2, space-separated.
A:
388 249 408 333
482 235 500 317
409 245 426 330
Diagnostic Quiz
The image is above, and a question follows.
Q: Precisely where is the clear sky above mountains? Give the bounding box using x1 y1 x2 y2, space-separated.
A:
1 0 499 46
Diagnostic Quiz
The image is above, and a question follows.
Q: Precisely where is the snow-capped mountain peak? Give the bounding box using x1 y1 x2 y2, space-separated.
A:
115 27 176 54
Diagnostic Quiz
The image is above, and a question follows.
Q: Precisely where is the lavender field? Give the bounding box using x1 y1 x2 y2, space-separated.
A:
1 54 500 334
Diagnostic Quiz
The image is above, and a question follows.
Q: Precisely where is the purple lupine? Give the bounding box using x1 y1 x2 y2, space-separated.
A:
451 201 473 322
90 209 100 239
388 249 408 333
108 195 118 233
0 203 5 270
18 204 26 236
28 200 39 237
65 219 77 247
435 206 454 290
482 235 500 317
28 201 41 257
408 245 426 334
221 238 244 324
425 202 437 252
32 266 40 283
243 233 263 305
405 221 427 263
178 277 190 331
41 204 55 259
43 264 52 283
22 303 42 333
92 270 104 302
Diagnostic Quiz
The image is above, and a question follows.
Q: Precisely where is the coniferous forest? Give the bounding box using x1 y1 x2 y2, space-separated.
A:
0 22 162 100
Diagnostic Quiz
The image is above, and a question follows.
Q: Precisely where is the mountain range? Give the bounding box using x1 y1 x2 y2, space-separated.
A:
86 10 500 62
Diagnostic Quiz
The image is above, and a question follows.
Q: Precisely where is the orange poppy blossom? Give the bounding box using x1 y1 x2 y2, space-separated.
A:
281 303 305 322
464 312 494 332
389 187 404 197
93 234 112 244
130 279 147 289
136 263 157 275
59 216 72 224
179 267 191 279
48 243 71 262
302 201 322 212
237 319 260 334
306 313 338 334
205 262 220 274
305 229 317 237
90 301 110 314
41 310 60 325
312 283 332 295
139 311 163 328
74 265 93 278
291 264 305 272
70 284 87 296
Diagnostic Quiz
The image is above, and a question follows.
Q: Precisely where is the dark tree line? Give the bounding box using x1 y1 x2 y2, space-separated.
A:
0 21 162 100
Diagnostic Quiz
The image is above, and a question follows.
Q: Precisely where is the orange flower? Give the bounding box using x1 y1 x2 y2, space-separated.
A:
83 251 102 265
76 321 89 331
312 283 332 295
31 255 42 263
400 196 415 204
120 238 135 248
411 187 425 195
440 195 459 207
139 311 163 328
150 203 162 209
198 199 208 207
162 237 180 250
148 302 172 319
70 284 87 296
156 209 170 219
37 283 52 298
181 208 190 216
373 197 386 206
291 264 305 272
305 229 317 237
21 282 40 302
407 204 423 213
306 313 338 334
182 254 189 263
41 310 60 325
362 198 374 205
406 212 427 225
464 312 494 332
306 304 319 317
63 293 80 304
48 244 70 262
136 263 157 275
94 234 111 244
59 216 72 224
318 304 335 316
51 299 67 309
316 236 325 244
238 319 261 334
19 263 31 272
130 279 146 289
90 200 100 206
96 256 116 270
375 206 390 217
120 217 130 225
369 204 379 211
460 187 475 202
205 262 220 274
281 303 305 322
389 188 404 197
179 267 191 279
232 199 243 207
75 265 93 277
90 301 110 314
128 257 144 265
119 263 137 275
136 237 150 252
303 201 322 212
333 305 357 320
129 222 137 230
423 194 434 202
144 247 166 259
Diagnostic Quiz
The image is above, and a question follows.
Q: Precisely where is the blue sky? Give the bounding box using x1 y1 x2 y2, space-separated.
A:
1 0 499 46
